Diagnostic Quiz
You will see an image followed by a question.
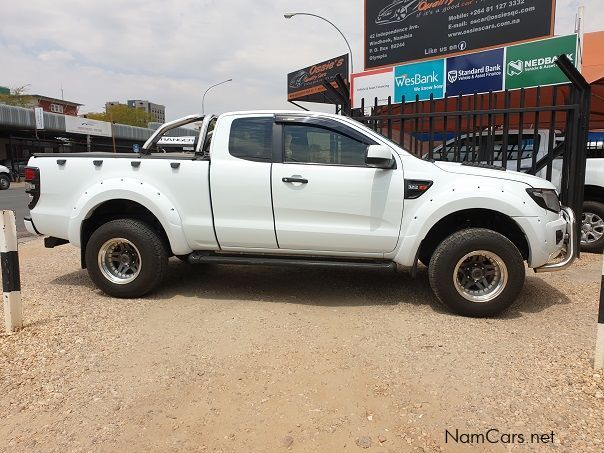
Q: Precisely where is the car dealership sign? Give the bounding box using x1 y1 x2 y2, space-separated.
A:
352 34 578 108
365 0 556 70
287 54 349 104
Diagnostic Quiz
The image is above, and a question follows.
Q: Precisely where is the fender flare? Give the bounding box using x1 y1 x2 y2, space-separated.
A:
394 183 535 266
67 177 193 255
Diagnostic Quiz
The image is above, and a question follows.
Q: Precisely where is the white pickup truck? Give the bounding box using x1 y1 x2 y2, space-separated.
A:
0 164 11 190
23 111 576 317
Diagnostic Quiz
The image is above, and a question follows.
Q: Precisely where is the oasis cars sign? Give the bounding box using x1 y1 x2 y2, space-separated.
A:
365 0 555 69
352 34 578 108
287 54 349 104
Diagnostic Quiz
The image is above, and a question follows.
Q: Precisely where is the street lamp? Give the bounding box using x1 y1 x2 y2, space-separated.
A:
202 78 233 115
284 12 354 76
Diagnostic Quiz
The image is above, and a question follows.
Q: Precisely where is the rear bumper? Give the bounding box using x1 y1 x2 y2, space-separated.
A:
534 206 577 273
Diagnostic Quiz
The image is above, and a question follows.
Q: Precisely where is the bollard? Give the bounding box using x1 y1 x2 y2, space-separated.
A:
595 256 604 370
1 210 22 332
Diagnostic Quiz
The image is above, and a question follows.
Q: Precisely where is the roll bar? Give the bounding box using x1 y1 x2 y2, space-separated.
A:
142 114 205 154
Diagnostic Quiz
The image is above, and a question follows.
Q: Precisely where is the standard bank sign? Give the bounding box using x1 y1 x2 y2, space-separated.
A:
446 48 504 96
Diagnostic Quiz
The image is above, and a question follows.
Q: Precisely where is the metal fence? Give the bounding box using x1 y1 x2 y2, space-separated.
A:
351 56 591 246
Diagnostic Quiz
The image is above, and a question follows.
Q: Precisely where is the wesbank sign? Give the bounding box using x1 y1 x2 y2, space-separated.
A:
394 60 445 102
351 34 578 109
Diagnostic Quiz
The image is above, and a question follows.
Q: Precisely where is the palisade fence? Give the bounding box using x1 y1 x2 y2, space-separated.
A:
350 55 591 245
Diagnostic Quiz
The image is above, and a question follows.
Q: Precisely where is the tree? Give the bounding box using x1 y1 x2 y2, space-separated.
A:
86 104 155 127
0 85 33 107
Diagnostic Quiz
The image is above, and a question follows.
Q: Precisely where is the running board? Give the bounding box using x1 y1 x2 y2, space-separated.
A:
187 252 396 270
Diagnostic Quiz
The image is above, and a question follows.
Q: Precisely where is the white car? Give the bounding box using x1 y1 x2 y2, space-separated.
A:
23 111 576 317
0 164 11 190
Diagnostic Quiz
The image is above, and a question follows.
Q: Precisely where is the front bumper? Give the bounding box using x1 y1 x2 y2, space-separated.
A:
534 206 576 273
23 217 40 235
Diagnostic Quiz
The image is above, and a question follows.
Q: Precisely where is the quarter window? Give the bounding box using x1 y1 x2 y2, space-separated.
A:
283 124 369 166
228 117 273 161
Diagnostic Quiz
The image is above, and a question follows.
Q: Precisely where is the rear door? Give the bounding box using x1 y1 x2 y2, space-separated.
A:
210 114 278 250
271 117 405 254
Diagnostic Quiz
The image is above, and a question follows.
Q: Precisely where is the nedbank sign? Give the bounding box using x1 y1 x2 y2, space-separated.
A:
505 35 578 90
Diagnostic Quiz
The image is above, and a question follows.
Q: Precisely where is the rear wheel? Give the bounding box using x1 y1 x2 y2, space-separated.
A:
428 228 525 317
85 219 168 298
580 201 604 253
0 174 10 190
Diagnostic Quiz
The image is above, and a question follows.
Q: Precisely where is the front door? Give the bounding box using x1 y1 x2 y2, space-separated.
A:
271 121 404 254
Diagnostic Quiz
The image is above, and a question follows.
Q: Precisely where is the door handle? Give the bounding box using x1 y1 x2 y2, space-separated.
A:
282 176 308 184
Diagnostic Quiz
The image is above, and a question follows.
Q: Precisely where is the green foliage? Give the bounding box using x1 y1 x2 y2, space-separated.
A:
0 85 33 107
86 104 155 127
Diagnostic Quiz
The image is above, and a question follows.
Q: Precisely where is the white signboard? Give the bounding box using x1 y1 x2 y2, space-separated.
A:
34 107 45 130
351 68 394 109
65 116 112 137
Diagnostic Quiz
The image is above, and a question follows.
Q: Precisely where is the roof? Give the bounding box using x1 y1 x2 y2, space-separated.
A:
582 32 604 130
29 94 82 106
582 31 604 84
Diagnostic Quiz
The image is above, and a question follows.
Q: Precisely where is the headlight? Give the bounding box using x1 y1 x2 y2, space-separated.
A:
526 188 561 213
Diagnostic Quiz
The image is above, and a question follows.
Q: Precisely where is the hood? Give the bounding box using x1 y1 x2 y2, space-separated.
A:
433 161 557 189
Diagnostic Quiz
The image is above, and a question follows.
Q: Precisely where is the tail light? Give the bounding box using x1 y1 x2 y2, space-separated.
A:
24 166 40 209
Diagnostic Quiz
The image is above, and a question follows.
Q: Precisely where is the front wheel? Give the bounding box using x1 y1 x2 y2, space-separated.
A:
0 174 10 190
428 228 525 317
580 201 604 253
85 219 168 298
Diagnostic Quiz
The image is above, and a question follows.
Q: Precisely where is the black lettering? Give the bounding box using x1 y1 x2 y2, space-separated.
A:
445 429 458 443
486 428 500 443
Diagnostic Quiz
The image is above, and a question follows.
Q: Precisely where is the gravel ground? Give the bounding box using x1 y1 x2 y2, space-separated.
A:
1 238 603 452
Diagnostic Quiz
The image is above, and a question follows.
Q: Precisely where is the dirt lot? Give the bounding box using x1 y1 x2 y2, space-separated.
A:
1 238 603 452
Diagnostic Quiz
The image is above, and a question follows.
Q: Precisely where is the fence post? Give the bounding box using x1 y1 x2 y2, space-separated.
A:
1 210 22 332
595 256 604 370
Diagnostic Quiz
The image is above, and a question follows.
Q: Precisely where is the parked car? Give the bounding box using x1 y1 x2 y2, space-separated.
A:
24 111 576 317
0 164 11 190
427 130 604 253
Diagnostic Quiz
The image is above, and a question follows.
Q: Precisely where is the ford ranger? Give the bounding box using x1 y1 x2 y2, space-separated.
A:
23 111 576 317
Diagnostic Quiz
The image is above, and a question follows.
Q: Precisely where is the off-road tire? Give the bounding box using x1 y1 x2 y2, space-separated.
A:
428 228 525 317
0 174 10 190
580 201 604 254
85 218 168 298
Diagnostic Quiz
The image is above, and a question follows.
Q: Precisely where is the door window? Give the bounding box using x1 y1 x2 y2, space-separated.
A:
283 124 369 166
229 117 273 162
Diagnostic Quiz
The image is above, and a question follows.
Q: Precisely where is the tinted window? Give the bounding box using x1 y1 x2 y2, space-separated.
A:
229 117 273 161
283 124 368 166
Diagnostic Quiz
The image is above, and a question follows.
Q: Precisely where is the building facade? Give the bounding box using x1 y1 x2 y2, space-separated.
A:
26 95 81 116
127 100 165 123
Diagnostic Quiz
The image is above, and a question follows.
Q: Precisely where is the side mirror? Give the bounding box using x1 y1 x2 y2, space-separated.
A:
366 145 395 169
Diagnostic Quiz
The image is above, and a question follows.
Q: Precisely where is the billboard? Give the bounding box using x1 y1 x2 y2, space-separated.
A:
351 34 578 108
365 0 556 70
505 34 578 90
394 59 445 102
287 54 349 103
446 48 504 96
65 116 112 137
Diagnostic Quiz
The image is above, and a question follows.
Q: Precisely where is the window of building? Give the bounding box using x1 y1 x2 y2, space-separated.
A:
283 124 369 166
50 103 64 113
228 117 273 162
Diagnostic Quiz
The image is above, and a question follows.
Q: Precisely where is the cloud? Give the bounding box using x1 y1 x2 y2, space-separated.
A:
0 0 601 120
37 50 74 64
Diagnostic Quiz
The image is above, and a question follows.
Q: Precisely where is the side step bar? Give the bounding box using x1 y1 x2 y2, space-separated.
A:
187 252 397 271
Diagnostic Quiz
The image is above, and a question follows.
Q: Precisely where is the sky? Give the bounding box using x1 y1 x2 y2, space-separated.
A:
0 0 601 120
